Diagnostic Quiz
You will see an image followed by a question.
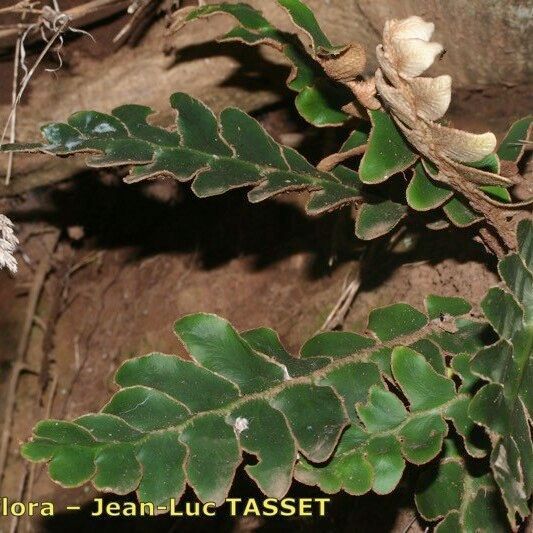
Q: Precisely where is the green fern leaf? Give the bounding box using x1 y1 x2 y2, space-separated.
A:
22 301 467 507
180 2 352 126
468 218 533 527
276 0 340 54
295 346 459 494
415 439 508 532
497 116 533 163
406 163 453 211
359 110 418 184
442 197 483 227
2 93 361 216
355 200 408 241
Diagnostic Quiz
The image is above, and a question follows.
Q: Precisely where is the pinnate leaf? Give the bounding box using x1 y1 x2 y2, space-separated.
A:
180 2 351 126
415 440 508 531
22 299 474 507
468 219 533 527
3 93 361 216
297 345 459 496
18 212 533 529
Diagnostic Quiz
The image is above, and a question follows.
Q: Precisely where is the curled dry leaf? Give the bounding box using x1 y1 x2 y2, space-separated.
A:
317 41 381 111
373 15 524 251
380 17 443 79
347 78 381 111
375 16 499 169
319 42 366 83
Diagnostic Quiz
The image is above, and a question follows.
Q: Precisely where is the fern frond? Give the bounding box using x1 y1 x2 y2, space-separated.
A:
174 1 353 127
3 94 362 216
22 298 480 507
468 218 533 528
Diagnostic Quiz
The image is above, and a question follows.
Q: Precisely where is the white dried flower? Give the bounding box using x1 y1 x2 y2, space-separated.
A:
0 214 19 275
375 16 499 166
380 17 443 79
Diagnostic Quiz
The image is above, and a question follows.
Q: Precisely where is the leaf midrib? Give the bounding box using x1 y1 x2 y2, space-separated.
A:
38 322 445 451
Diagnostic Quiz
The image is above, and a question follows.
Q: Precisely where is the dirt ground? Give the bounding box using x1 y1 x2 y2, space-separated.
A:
0 5 531 533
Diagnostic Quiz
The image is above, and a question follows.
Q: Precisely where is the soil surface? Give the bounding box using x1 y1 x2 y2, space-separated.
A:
0 6 531 533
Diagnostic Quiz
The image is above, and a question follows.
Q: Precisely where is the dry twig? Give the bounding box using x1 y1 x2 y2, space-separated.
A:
0 0 130 48
9 463 29 533
113 0 163 44
0 230 59 490
1 1 97 185
0 361 34 490
319 272 362 332
5 31 22 184
0 1 40 16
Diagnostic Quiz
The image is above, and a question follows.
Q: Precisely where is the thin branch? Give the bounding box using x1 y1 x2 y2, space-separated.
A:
0 1 41 16
5 35 21 185
319 272 362 332
0 361 33 490
9 463 29 533
1 22 68 185
0 231 59 490
316 144 367 172
0 0 130 49
16 231 60 360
